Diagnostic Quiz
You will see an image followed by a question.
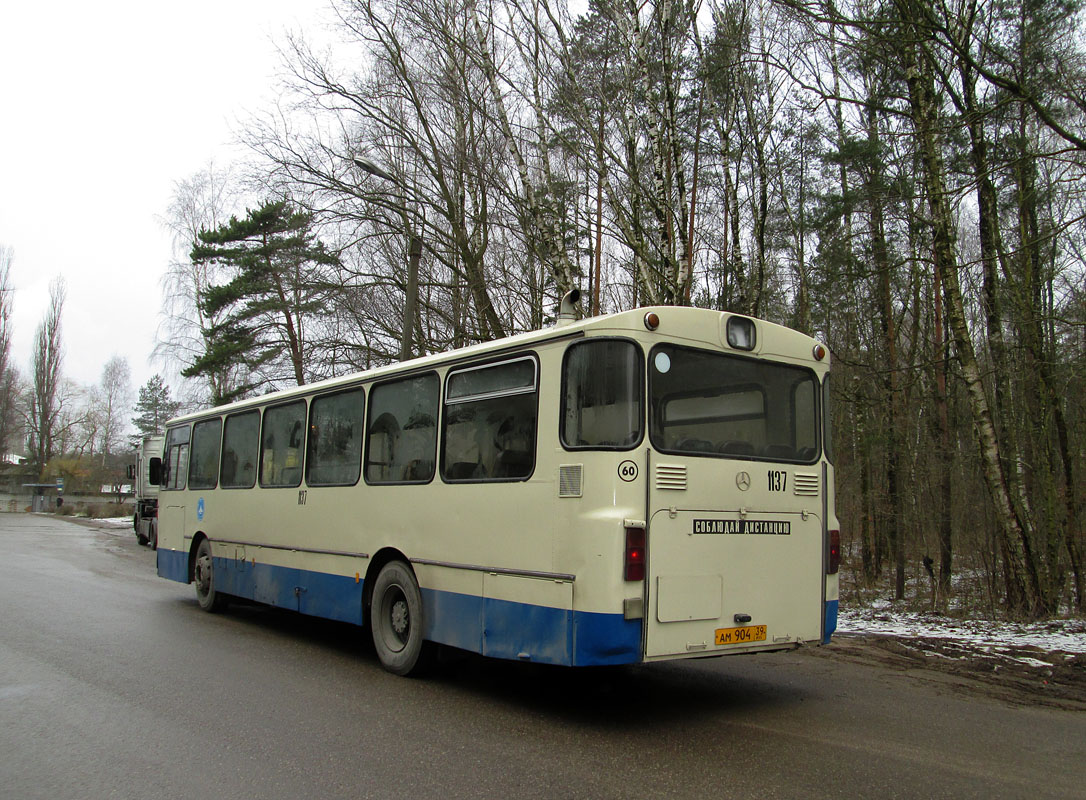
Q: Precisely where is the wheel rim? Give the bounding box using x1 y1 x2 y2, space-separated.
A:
380 583 410 653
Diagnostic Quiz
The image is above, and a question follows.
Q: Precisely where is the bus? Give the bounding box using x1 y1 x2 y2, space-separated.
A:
156 301 839 675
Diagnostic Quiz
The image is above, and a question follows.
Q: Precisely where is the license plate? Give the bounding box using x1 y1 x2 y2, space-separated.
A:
714 624 767 645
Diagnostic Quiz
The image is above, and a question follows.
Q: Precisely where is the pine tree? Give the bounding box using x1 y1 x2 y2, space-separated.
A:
131 374 181 442
184 199 339 404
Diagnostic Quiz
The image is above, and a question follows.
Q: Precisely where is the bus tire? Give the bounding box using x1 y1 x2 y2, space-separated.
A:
194 538 225 612
149 520 158 551
370 561 432 676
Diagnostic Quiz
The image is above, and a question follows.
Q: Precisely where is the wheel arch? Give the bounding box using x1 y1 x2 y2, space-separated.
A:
187 531 209 583
362 546 413 625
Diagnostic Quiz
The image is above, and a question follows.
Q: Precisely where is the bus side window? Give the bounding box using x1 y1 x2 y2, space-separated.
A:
307 387 364 486
365 374 438 485
188 418 222 490
163 425 190 491
442 357 537 482
221 410 260 489
561 339 643 450
261 400 307 488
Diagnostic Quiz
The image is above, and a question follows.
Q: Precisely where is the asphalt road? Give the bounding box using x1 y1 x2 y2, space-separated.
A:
1 513 1083 800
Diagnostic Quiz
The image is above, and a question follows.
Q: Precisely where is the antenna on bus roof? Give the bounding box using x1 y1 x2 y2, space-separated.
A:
556 288 582 327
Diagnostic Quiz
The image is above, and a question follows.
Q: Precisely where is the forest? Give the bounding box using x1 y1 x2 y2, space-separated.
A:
144 0 1084 620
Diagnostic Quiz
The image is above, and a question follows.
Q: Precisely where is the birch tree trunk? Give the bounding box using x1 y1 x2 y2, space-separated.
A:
897 10 1045 615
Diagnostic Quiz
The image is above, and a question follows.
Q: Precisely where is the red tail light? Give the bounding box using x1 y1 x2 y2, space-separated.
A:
624 526 646 581
827 529 840 574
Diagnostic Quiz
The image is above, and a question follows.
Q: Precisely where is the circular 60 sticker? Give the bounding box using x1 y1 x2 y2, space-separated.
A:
618 460 639 482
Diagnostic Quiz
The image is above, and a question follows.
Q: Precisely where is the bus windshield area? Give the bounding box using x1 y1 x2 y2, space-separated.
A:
649 345 819 463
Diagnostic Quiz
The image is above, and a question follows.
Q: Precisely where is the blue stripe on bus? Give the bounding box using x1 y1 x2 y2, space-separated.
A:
157 547 188 583
155 547 642 666
823 598 838 644
421 589 642 667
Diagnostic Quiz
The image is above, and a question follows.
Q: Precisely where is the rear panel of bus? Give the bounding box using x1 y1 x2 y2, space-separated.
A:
565 311 837 663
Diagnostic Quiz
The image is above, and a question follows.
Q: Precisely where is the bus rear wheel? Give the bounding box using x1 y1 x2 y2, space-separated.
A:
194 538 225 612
370 561 432 676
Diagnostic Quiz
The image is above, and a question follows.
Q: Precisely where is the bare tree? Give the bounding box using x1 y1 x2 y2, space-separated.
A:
156 162 250 406
0 246 15 456
93 355 133 461
26 278 66 476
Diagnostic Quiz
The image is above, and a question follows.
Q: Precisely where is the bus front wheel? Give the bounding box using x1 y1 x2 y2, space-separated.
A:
370 561 432 676
194 539 225 612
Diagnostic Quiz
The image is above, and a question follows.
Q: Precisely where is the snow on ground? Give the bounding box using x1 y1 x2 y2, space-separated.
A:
838 602 1086 660
96 516 135 528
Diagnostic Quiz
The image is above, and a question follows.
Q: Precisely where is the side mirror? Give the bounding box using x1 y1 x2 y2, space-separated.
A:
148 457 163 486
126 464 136 480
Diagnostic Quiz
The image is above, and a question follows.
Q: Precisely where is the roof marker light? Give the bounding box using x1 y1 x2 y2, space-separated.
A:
644 312 660 331
813 343 827 361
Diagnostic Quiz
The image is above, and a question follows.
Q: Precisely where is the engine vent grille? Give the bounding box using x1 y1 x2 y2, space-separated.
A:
794 472 819 496
656 464 688 491
558 464 583 498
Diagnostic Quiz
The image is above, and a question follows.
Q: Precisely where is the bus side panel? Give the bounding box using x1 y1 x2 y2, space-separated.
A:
421 589 484 654
482 597 572 664
157 503 188 583
157 546 188 583
420 588 641 666
572 611 642 666
213 553 364 626
482 573 572 663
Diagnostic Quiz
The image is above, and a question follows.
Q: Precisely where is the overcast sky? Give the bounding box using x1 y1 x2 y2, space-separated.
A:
0 0 329 401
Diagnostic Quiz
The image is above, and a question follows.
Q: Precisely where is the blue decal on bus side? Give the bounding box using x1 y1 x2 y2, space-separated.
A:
823 598 838 644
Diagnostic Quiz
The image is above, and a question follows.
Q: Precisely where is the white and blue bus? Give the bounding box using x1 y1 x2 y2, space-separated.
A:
156 302 839 674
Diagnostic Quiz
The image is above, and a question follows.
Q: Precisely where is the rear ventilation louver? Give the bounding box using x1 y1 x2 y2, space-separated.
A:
794 472 819 496
656 464 687 490
558 464 583 498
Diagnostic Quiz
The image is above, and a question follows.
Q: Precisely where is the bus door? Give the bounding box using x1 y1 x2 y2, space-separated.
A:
643 345 825 659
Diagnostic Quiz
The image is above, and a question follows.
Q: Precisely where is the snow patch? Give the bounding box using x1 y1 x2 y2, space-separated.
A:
837 606 1086 657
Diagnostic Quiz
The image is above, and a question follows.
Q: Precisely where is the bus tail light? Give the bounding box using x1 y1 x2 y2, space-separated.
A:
624 525 646 581
827 529 840 574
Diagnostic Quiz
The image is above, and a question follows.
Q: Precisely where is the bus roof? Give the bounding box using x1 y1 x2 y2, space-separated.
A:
165 306 826 425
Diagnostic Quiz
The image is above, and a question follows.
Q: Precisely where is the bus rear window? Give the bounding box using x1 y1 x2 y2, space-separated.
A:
649 346 818 462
